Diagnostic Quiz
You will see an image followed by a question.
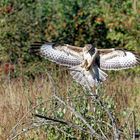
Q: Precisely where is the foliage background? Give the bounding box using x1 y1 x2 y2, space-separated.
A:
0 0 140 75
0 0 140 139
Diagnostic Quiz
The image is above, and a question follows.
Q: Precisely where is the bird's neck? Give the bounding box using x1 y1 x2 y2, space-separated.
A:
88 48 96 56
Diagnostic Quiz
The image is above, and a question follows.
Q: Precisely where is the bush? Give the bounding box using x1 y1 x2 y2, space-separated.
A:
0 0 140 65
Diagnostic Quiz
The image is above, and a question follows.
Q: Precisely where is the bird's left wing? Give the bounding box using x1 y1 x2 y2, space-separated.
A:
30 43 83 67
100 50 140 70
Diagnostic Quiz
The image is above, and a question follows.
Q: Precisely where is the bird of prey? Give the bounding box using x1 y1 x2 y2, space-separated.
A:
30 42 140 88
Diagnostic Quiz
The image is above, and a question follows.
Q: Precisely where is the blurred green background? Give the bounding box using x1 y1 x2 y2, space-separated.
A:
0 0 140 76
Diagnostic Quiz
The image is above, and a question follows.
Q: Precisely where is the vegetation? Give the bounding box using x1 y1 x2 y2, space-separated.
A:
0 0 140 139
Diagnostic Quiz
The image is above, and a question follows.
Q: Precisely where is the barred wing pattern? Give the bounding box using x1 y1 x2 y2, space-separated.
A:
30 43 107 87
30 43 140 88
31 43 82 67
100 50 140 70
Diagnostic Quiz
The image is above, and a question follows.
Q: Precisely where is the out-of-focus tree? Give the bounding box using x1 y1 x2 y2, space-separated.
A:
0 0 140 75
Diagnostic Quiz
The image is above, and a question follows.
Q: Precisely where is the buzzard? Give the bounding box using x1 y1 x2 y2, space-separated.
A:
30 43 140 88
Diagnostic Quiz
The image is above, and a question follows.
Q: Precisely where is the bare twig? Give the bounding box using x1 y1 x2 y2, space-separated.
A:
10 112 91 140
54 94 98 136
34 113 90 134
132 0 137 13
8 98 52 139
33 114 68 125
9 121 61 140
97 123 109 140
46 72 102 139
132 111 136 140
88 89 120 140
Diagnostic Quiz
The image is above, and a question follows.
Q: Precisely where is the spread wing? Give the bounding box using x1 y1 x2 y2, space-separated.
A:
30 43 83 67
100 50 140 70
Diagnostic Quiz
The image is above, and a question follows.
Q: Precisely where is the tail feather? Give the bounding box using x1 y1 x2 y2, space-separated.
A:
98 68 108 81
70 65 108 88
93 66 108 82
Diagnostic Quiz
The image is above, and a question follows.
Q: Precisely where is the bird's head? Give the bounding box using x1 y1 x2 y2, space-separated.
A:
84 44 95 54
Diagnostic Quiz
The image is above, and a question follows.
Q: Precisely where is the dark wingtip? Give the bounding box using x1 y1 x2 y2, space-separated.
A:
29 42 43 55
29 41 56 55
29 47 39 54
136 56 140 64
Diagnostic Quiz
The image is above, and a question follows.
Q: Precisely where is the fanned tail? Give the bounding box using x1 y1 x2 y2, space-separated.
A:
70 65 108 88
98 68 108 82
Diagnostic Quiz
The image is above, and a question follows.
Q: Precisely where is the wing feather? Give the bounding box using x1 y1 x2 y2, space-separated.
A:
100 50 140 70
30 43 83 67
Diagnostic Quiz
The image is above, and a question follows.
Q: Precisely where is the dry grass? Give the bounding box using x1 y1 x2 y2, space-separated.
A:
104 74 140 127
0 70 140 139
0 75 53 139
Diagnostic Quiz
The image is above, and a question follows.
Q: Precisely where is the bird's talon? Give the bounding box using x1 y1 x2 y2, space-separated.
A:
85 66 90 71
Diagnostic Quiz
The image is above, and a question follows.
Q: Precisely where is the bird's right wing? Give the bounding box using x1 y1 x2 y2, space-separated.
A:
100 50 140 70
30 43 83 67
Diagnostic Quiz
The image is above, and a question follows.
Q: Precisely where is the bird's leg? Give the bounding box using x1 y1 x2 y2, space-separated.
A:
80 59 88 68
85 48 98 70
